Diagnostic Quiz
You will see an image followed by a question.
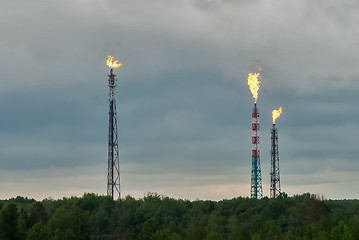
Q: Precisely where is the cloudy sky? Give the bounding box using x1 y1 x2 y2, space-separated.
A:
0 0 358 201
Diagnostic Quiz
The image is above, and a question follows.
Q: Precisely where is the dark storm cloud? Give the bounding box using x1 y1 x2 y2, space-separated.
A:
119 66 250 175
0 83 106 170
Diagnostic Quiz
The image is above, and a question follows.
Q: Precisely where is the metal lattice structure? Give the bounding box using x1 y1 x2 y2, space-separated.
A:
251 103 263 199
107 68 120 200
270 124 281 198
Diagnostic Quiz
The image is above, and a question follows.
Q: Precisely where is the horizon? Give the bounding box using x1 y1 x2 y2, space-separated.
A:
1 191 356 202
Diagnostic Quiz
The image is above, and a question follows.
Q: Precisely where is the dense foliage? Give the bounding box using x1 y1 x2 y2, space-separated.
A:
0 193 358 240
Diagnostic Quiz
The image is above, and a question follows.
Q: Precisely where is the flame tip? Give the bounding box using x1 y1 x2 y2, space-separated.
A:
106 55 122 68
272 107 283 124
247 71 261 102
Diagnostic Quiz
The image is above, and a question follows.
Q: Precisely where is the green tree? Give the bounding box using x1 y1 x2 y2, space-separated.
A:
167 232 183 240
310 218 330 240
248 214 264 235
205 211 225 238
204 230 223 240
46 207 72 239
46 206 90 240
152 221 184 240
297 198 328 224
228 216 248 240
78 193 99 212
26 222 47 240
331 220 353 240
139 218 156 240
17 208 29 239
263 219 283 240
29 202 47 226
186 221 205 240
0 203 19 240
284 229 296 240
90 207 110 235
51 228 77 240
71 206 90 239
349 215 359 239
251 233 260 240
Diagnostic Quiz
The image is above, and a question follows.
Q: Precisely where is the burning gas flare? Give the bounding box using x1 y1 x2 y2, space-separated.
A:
247 70 261 103
272 107 282 124
106 56 123 68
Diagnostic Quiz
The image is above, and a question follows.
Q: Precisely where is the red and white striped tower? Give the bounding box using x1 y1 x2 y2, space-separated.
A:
251 103 263 199
247 70 262 199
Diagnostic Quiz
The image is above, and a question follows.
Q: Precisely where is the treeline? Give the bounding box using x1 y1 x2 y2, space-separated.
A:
0 193 359 240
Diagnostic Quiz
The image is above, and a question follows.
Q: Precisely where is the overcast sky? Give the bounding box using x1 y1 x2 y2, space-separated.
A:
0 0 358 201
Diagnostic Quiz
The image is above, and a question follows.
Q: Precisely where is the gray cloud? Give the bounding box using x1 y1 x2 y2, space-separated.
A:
0 0 358 200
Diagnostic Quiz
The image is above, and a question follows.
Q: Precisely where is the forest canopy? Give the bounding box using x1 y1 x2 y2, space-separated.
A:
0 193 358 240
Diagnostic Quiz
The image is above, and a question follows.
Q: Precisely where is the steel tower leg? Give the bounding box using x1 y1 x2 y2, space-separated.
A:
107 69 121 200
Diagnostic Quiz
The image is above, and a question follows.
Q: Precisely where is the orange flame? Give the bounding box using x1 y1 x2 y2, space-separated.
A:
272 107 282 124
247 71 261 103
106 56 123 68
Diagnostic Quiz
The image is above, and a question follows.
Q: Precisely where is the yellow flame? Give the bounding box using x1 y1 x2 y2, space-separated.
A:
247 72 261 102
272 107 282 124
106 56 123 68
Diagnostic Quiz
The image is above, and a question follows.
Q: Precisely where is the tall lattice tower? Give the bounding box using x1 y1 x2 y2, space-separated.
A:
270 107 282 198
251 103 263 199
247 70 263 199
270 124 280 198
106 56 122 200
